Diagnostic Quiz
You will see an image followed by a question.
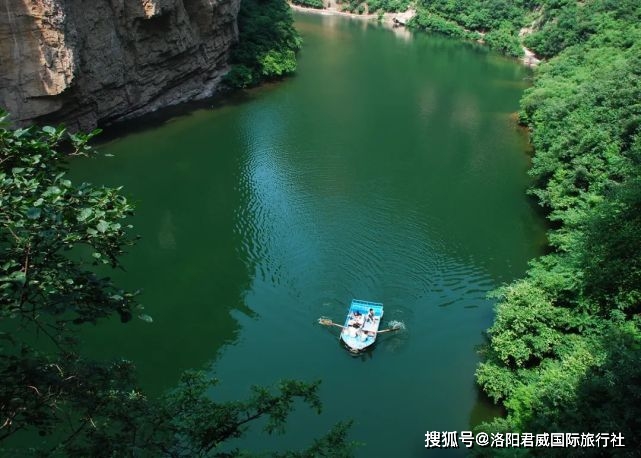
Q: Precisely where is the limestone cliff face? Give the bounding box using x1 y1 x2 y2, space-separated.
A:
0 0 240 130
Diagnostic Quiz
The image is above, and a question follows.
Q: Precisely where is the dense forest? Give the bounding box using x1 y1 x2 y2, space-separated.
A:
411 0 641 453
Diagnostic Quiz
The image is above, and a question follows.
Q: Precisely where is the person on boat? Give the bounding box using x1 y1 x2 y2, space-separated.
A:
348 310 364 327
366 308 376 323
343 324 360 338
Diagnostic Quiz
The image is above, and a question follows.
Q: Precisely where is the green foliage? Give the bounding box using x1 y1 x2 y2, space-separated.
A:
259 49 297 77
335 0 365 14
411 0 641 450
225 0 303 89
0 110 139 446
411 0 531 49
411 0 641 60
410 11 480 41
486 280 571 369
292 0 324 9
366 0 410 14
0 112 355 456
524 0 641 58
410 2 507 53
62 371 356 457
475 360 522 403
471 1 641 451
580 168 641 313
416 0 530 31
483 24 523 57
224 65 255 89
0 114 138 323
410 0 530 53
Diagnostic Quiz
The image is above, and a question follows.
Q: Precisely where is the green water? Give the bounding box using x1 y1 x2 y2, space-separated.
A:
73 12 544 457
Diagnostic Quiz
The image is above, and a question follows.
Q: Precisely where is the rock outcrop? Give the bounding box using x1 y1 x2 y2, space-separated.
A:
0 0 240 130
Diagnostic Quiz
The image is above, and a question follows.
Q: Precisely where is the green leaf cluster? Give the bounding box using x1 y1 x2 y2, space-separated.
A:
411 0 641 60
61 371 356 457
225 0 303 89
415 0 531 32
0 110 141 447
292 0 324 9
0 112 137 327
365 0 410 14
410 10 481 42
523 0 641 58
409 0 530 56
483 25 523 58
470 1 641 452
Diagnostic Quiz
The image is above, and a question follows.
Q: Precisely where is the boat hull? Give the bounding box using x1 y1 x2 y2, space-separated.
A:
340 299 383 353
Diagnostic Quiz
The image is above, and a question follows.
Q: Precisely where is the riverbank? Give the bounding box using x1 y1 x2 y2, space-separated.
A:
521 46 541 67
291 3 540 67
289 3 415 28
518 25 542 67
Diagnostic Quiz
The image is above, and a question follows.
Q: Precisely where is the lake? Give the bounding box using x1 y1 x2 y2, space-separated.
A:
73 11 545 457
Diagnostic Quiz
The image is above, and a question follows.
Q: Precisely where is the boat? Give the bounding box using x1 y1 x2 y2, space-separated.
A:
339 299 384 353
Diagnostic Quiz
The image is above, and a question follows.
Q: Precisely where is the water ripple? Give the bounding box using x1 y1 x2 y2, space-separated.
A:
232 131 499 316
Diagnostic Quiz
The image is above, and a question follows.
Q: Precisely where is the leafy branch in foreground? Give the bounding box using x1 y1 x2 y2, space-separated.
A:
62 371 355 457
1 109 139 443
0 111 354 456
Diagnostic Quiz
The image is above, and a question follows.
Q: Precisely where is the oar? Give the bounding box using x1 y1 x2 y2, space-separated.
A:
318 318 345 329
318 318 401 333
374 326 399 334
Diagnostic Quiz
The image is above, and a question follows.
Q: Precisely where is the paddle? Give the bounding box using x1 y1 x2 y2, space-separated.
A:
371 322 403 334
317 317 345 328
317 318 402 333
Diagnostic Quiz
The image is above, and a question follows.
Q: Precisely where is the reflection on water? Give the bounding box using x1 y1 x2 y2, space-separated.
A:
71 108 256 397
71 12 544 457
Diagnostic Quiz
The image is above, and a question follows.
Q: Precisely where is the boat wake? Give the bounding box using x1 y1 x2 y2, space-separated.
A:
388 320 406 331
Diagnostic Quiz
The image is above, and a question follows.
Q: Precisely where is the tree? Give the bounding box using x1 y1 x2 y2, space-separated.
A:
0 111 354 456
0 110 137 444
472 2 641 452
225 0 303 89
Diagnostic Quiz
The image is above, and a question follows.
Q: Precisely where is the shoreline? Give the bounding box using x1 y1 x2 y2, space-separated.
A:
290 3 377 21
289 3 416 28
522 46 541 67
290 3 541 67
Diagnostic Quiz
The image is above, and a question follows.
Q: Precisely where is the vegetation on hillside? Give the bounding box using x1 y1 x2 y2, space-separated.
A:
0 112 354 456
383 0 641 452
339 0 410 14
409 0 532 57
225 0 302 88
521 0 641 58
408 1 641 453
365 0 410 14
296 0 409 15
292 0 325 10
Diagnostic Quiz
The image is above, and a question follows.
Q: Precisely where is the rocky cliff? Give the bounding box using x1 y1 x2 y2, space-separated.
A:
0 0 240 130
